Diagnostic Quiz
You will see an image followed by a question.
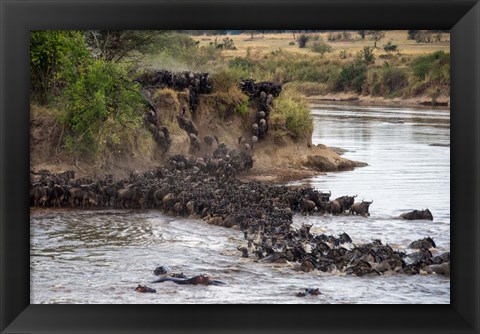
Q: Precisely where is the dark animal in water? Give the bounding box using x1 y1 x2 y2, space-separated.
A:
350 200 373 216
400 209 433 221
335 195 357 213
135 285 156 293
300 199 316 216
409 237 436 249
296 288 321 297
424 262 450 275
153 266 170 276
152 274 225 285
326 200 341 215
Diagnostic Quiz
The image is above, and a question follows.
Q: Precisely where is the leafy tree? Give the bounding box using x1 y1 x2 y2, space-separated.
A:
367 30 385 48
30 30 89 104
297 34 310 48
61 59 143 155
31 30 145 157
84 30 168 63
334 63 367 93
407 30 419 40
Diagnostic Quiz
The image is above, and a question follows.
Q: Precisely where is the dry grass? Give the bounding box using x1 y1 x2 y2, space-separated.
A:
193 31 450 60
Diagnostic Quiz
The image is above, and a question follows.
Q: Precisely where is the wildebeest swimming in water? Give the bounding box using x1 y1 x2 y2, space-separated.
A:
152 274 225 286
409 237 436 249
135 285 156 293
400 209 433 221
350 200 373 217
296 288 321 297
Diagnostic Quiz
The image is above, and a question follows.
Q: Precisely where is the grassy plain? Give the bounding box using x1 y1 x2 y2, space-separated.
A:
193 31 450 61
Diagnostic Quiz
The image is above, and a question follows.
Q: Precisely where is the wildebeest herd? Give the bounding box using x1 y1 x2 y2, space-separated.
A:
31 70 448 279
136 70 212 112
240 79 283 146
30 144 449 277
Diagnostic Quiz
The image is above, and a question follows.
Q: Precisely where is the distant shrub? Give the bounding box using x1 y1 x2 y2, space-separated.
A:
210 37 237 50
327 32 342 41
383 41 398 52
407 30 419 40
181 45 221 71
355 47 375 65
412 51 450 81
297 34 310 48
310 41 332 56
380 66 408 96
289 41 295 46
335 63 367 93
413 31 436 43
229 57 255 75
210 68 243 93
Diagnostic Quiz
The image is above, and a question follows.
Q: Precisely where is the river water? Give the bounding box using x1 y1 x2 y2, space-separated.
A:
31 103 450 304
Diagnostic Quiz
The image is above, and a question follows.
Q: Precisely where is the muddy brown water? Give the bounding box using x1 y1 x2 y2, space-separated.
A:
31 103 450 304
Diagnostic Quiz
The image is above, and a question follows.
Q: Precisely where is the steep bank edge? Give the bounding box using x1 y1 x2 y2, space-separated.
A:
30 92 365 182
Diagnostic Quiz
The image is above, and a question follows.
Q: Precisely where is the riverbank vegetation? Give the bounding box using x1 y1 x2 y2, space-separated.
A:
144 30 449 102
30 30 449 163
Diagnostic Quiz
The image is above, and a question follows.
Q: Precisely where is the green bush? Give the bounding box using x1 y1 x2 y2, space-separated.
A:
355 46 375 65
233 95 249 116
310 41 332 56
412 51 449 81
210 68 244 93
30 30 89 104
270 95 313 141
335 63 367 93
228 57 255 77
61 60 143 156
383 41 398 52
380 66 408 96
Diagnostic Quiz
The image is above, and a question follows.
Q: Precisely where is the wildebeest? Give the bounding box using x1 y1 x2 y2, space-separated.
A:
203 135 215 147
176 115 198 135
252 123 259 136
409 237 436 249
326 200 341 215
300 199 316 216
400 209 433 221
117 186 143 209
189 133 201 152
68 187 97 209
51 184 67 207
335 195 357 213
31 185 49 207
162 193 176 212
251 136 258 150
350 200 373 217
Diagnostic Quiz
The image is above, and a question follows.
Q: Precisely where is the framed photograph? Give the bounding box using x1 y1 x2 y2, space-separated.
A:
1 0 479 333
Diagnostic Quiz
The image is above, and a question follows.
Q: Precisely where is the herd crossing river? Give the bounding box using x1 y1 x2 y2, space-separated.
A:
31 103 450 304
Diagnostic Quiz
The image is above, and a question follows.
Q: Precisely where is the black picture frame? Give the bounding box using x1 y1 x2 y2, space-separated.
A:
1 0 479 333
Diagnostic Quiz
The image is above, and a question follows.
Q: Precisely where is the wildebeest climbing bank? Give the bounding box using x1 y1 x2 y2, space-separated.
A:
30 30 450 304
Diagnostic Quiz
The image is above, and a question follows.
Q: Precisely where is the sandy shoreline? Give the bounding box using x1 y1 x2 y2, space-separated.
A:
308 93 450 108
